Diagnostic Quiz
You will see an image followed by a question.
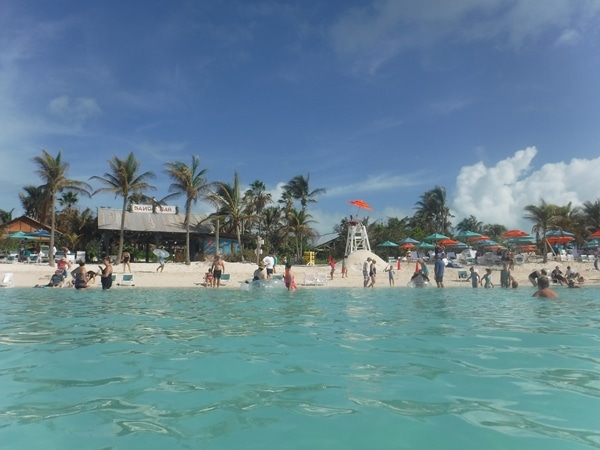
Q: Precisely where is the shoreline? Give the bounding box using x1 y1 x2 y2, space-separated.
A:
2 252 600 289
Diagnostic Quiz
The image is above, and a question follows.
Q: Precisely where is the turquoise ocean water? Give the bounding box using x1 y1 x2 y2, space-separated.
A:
1 286 600 449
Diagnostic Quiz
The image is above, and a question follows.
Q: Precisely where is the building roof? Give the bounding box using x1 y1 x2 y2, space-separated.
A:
1 215 52 234
97 208 214 234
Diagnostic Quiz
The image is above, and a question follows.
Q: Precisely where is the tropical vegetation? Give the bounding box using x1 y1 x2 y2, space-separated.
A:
4 150 600 265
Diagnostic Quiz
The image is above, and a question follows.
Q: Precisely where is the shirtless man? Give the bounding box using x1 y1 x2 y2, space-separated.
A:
532 276 558 298
211 255 226 288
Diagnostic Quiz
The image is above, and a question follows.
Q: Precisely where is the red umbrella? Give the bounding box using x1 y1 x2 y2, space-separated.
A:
348 199 372 211
437 239 458 246
588 230 600 239
468 235 490 242
501 229 529 238
547 236 573 244
399 243 416 249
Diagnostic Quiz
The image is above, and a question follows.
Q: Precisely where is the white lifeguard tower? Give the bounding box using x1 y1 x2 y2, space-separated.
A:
344 220 371 256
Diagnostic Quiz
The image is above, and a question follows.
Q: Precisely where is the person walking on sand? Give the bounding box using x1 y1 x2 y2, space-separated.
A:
211 255 226 288
341 256 348 278
122 251 132 273
367 260 377 288
434 254 445 288
156 247 166 272
328 254 336 280
469 266 480 288
384 263 395 286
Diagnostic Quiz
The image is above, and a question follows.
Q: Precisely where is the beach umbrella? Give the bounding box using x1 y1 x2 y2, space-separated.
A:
437 238 458 246
468 235 490 242
588 230 600 239
399 243 416 249
584 239 599 248
447 241 469 249
474 239 497 246
397 237 420 245
423 233 449 242
547 236 573 245
455 230 482 240
506 236 536 243
501 229 529 238
546 230 574 238
377 240 398 247
7 231 35 240
418 242 435 249
26 229 52 241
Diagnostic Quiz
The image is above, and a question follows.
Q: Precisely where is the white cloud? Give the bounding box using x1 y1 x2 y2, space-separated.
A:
451 147 600 231
47 95 102 125
330 0 600 73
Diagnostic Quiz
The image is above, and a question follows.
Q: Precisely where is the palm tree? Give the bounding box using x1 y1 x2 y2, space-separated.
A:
455 215 483 235
163 155 210 265
90 152 156 263
206 172 249 260
32 149 91 267
0 208 14 225
582 199 600 233
414 186 453 234
282 174 326 213
244 179 272 235
283 208 317 260
58 192 79 211
523 199 558 263
19 185 50 222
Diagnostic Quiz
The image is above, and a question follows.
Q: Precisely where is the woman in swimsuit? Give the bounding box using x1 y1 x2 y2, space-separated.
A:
72 260 90 289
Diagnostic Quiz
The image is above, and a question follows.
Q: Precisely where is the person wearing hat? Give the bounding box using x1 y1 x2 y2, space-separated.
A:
253 261 267 281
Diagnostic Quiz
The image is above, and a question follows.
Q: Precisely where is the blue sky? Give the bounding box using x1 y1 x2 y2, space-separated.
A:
2 0 600 237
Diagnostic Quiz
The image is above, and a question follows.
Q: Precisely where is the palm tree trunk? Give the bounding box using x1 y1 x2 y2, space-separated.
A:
49 192 56 267
185 214 191 265
118 196 127 263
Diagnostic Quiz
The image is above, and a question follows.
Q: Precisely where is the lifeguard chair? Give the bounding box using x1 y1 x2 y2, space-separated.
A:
344 219 371 256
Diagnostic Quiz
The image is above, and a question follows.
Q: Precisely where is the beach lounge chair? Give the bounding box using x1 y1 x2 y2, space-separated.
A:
1 272 14 288
303 273 317 286
315 272 328 286
457 269 468 280
118 274 135 286
219 273 230 286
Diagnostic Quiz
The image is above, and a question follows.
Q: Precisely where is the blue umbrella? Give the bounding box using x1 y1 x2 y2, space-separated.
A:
423 233 449 242
546 230 574 238
7 231 36 240
397 237 420 245
26 229 52 238
454 230 482 240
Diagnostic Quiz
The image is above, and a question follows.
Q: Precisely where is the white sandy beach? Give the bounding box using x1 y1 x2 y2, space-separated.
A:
2 249 599 290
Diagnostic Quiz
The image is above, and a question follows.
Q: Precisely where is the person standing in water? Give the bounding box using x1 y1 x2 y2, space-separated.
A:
99 257 113 290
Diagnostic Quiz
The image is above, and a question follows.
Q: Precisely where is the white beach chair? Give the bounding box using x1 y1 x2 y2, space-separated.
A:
118 274 135 286
303 273 317 286
1 272 14 288
315 272 328 286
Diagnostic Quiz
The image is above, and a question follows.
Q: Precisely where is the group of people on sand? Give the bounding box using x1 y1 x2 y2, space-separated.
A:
35 257 114 290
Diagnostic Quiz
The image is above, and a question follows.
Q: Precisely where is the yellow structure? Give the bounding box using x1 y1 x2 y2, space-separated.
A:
303 251 315 266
